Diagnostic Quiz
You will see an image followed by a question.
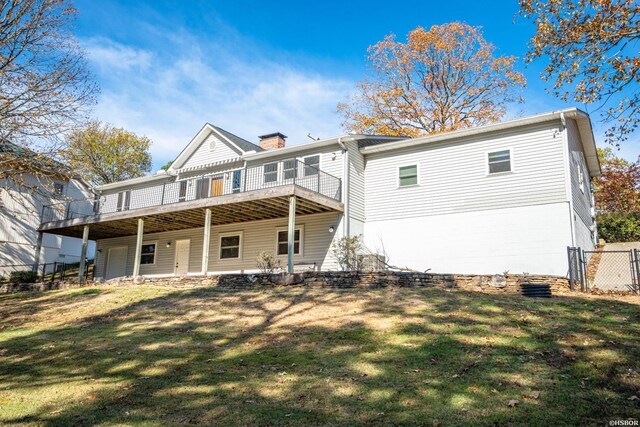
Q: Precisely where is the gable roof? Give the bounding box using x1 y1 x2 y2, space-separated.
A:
170 124 262 171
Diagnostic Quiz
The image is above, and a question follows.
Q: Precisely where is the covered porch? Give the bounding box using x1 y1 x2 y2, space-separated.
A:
38 185 344 280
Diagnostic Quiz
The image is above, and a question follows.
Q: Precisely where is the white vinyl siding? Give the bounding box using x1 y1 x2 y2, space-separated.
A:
364 122 567 222
180 133 242 170
94 212 341 277
566 118 595 249
347 140 366 223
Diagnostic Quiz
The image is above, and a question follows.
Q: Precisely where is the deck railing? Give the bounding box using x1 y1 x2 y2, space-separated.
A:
41 160 342 224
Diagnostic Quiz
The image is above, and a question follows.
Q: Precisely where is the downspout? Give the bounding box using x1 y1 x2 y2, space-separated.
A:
338 137 350 237
560 112 576 247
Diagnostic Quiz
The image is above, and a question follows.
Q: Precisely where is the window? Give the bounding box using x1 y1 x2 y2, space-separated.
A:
178 180 188 202
304 155 320 176
53 183 64 195
264 162 278 183
220 233 242 259
140 243 156 265
116 190 131 211
283 159 297 180
398 165 418 186
195 177 210 199
232 170 242 193
488 150 511 174
276 228 302 256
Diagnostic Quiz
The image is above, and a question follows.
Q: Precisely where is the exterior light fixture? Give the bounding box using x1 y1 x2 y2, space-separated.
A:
328 226 335 233
166 241 171 248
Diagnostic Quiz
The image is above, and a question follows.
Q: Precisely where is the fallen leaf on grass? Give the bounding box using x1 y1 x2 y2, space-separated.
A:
507 399 519 407
628 395 639 401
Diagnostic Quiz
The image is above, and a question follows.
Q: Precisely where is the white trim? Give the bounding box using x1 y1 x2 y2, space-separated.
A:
397 163 420 188
140 241 158 265
218 231 243 260
173 238 191 275
171 124 249 171
485 148 514 176
275 225 304 257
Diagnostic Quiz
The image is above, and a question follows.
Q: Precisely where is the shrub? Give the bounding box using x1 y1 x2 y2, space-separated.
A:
597 212 640 243
256 251 282 274
9 270 39 284
331 235 363 271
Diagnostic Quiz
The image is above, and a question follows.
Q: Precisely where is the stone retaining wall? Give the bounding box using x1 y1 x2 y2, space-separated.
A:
0 271 571 294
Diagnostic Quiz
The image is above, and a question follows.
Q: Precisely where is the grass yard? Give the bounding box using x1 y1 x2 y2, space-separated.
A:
0 285 639 426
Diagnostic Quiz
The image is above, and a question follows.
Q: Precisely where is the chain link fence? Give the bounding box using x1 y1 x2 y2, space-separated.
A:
568 246 640 292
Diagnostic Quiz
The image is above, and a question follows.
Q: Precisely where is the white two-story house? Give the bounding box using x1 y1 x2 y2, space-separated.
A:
38 108 599 280
0 141 96 277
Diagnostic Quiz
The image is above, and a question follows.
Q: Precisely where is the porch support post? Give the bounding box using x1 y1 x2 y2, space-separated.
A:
78 225 89 282
32 232 44 273
133 218 144 278
287 196 296 273
202 208 212 275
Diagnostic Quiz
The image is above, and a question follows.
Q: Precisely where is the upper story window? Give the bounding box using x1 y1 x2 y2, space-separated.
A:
53 182 64 195
264 162 278 183
304 155 320 176
116 190 131 211
488 150 512 174
140 242 156 265
398 165 418 187
283 159 297 180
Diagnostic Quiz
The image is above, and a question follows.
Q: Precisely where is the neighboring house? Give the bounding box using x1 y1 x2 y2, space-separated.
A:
38 108 600 279
0 141 96 276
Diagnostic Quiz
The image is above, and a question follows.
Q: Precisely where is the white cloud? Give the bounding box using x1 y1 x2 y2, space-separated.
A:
82 33 354 169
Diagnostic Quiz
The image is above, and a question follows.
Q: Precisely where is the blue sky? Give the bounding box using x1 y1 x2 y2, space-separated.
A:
74 0 638 169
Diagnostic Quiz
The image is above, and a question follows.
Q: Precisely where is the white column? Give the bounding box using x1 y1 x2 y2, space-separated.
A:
133 218 144 278
202 208 212 275
78 225 89 282
32 232 44 273
287 196 296 273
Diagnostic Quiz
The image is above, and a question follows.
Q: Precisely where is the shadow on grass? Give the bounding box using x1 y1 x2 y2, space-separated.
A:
0 286 639 425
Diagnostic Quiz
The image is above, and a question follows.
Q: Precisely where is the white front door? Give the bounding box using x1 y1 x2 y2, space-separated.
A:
174 239 190 275
106 246 128 279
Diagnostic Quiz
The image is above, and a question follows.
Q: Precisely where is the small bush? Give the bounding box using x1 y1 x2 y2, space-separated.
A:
256 251 282 274
331 235 363 271
597 212 640 242
9 270 39 284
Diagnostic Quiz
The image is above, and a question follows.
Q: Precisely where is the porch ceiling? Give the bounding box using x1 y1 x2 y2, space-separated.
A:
39 185 343 240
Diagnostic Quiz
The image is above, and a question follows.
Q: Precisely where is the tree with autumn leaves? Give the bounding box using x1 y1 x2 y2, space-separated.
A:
593 148 640 242
338 23 526 137
520 0 639 145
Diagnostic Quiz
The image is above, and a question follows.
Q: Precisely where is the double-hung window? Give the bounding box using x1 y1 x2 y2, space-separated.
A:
116 190 131 211
263 162 278 183
276 227 302 256
283 159 297 180
488 150 512 174
220 232 242 259
398 165 418 187
140 243 156 265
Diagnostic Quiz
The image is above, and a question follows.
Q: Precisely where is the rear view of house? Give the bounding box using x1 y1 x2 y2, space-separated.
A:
37 108 599 280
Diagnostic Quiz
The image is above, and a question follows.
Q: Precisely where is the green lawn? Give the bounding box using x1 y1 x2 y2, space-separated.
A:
0 285 638 426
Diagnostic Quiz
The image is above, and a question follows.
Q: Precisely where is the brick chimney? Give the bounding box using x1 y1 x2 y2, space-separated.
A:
259 132 287 150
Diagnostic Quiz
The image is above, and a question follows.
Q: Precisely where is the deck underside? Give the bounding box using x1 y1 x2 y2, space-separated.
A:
39 185 343 240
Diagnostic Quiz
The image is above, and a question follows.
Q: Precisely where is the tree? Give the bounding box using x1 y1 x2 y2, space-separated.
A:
338 23 526 137
159 160 173 171
520 0 640 145
593 148 640 212
0 0 97 195
62 121 153 186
